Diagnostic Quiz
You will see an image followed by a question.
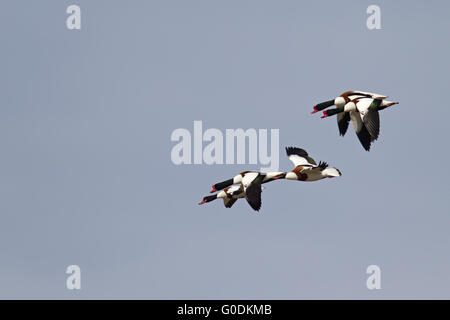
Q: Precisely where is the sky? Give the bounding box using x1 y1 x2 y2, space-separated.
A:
1 0 450 299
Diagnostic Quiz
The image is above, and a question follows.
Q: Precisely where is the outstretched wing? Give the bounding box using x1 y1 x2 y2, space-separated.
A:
358 98 382 141
364 99 382 140
318 161 328 169
245 182 262 211
362 109 380 141
356 125 373 151
337 112 350 136
285 147 316 167
223 197 238 208
350 111 372 151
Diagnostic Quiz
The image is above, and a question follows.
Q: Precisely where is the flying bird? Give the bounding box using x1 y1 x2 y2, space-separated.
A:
320 97 398 151
284 147 342 181
200 147 341 211
209 171 285 193
201 171 283 211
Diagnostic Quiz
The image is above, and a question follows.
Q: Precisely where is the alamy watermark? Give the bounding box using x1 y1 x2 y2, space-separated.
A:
366 265 381 290
66 265 81 290
170 121 280 172
66 5 81 30
367 5 381 30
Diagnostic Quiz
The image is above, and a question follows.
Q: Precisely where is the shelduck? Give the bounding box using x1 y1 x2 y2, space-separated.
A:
209 171 285 193
201 171 281 211
284 147 342 181
207 171 285 211
320 97 398 151
201 148 341 211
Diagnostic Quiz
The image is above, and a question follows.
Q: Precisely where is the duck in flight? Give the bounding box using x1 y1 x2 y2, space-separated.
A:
284 147 342 181
200 147 341 211
319 97 398 151
209 171 285 194
200 171 282 211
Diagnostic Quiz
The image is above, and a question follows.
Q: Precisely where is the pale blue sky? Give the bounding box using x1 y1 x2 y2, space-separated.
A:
1 1 449 299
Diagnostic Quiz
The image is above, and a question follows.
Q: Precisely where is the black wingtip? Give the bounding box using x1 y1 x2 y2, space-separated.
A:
337 112 350 137
286 147 308 158
361 139 371 151
245 183 262 212
362 142 371 151
356 125 372 152
248 202 261 212
364 110 380 141
318 161 329 169
224 198 237 208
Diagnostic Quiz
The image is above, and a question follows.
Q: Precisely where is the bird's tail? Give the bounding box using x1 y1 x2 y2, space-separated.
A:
323 167 342 178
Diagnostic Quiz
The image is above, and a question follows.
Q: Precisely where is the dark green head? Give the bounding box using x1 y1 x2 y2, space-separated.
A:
320 106 345 118
312 99 335 113
198 195 217 205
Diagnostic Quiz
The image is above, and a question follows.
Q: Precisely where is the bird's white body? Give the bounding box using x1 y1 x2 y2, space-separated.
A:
285 167 341 181
343 99 372 134
216 185 241 199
